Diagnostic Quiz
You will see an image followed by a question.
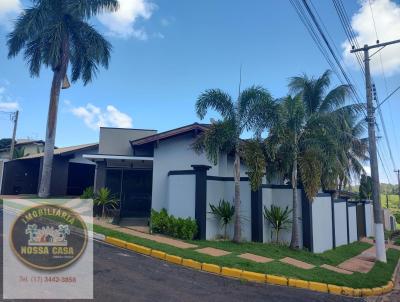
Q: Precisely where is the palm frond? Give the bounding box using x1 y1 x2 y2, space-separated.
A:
195 89 235 120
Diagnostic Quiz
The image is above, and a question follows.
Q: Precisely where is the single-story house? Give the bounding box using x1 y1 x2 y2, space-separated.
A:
82 122 380 253
0 139 45 159
0 143 98 196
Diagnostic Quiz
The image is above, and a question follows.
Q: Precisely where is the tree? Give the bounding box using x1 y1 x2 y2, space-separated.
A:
0 138 12 149
320 106 368 193
360 174 373 200
263 205 292 243
209 199 235 239
195 86 275 242
263 70 356 249
7 0 119 197
13 147 26 159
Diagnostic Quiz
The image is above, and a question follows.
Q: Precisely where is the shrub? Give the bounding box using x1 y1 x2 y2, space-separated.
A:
263 204 292 243
151 208 198 240
209 199 235 239
81 186 94 199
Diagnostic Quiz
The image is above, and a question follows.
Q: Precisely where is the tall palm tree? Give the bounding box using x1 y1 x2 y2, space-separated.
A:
265 70 357 249
7 0 119 197
195 86 275 242
321 109 368 193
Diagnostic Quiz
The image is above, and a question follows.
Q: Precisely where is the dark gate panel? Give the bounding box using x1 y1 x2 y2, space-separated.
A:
67 163 95 196
356 203 366 239
121 170 152 218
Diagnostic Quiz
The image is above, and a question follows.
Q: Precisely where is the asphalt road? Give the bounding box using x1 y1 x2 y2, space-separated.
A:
0 207 363 302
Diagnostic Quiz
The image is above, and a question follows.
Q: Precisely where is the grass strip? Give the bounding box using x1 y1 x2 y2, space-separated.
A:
93 224 399 288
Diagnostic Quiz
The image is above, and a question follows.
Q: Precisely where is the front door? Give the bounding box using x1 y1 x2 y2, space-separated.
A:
105 169 152 218
121 170 152 218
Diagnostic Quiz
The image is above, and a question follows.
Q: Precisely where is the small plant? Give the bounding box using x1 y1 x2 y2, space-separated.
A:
209 199 235 239
81 187 94 199
150 208 197 240
94 188 119 218
263 205 292 243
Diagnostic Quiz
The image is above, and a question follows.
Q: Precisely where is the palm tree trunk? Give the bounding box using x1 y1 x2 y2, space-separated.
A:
276 229 279 243
290 152 300 249
38 34 69 198
233 148 241 243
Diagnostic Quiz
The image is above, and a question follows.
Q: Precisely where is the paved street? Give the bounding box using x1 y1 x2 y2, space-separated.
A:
0 207 362 302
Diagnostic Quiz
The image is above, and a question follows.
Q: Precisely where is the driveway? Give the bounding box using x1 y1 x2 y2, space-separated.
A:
0 207 362 302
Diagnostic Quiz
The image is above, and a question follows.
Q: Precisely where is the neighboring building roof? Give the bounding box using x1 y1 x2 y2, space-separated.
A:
0 139 45 153
130 123 210 146
16 139 45 145
18 143 99 160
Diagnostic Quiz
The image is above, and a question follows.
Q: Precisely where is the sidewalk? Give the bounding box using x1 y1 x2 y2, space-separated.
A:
95 219 198 249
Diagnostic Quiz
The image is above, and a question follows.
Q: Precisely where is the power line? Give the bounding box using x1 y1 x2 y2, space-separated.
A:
373 84 397 170
367 0 400 169
289 0 367 118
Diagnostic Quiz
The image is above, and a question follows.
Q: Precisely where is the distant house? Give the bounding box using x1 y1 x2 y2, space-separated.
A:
0 143 98 196
0 139 45 159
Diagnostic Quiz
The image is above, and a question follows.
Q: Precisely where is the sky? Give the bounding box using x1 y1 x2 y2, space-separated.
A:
0 0 399 184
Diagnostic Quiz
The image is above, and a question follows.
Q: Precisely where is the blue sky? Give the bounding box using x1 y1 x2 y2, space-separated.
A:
0 0 399 183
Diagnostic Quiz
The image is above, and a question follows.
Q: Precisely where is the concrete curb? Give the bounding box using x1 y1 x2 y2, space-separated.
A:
98 234 396 298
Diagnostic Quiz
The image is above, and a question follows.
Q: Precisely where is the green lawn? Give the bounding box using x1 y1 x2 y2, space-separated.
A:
93 224 400 289
381 194 399 209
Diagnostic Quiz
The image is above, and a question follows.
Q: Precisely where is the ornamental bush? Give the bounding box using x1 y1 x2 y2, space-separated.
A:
151 208 198 240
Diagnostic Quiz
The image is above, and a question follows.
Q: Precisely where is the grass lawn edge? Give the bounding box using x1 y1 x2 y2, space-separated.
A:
93 223 399 294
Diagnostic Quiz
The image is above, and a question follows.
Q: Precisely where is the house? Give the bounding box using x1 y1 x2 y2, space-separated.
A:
0 139 45 159
83 122 376 253
0 143 98 196
0 122 379 253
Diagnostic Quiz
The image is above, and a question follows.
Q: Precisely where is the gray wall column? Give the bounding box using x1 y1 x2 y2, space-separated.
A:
94 161 107 192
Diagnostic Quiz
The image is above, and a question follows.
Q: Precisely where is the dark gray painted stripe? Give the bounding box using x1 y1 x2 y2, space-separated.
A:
301 190 313 252
346 200 350 244
331 197 336 249
206 176 249 181
168 170 196 176
251 188 263 242
192 165 211 240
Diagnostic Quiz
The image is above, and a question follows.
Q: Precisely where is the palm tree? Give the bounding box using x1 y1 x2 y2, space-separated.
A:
264 70 358 249
321 109 368 194
7 0 119 198
195 86 275 242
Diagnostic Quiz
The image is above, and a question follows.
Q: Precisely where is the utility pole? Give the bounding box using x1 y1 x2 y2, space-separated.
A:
395 169 400 208
350 40 400 263
9 110 19 160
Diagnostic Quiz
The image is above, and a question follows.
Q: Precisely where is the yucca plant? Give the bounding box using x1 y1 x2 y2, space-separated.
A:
94 188 118 218
80 186 94 199
209 199 235 239
263 205 292 243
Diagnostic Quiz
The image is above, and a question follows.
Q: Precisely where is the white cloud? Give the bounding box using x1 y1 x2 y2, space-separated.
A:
98 0 156 39
0 0 21 28
342 0 400 76
69 102 133 130
0 101 19 111
0 85 19 111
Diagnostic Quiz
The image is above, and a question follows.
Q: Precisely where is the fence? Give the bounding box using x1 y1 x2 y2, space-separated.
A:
165 165 373 253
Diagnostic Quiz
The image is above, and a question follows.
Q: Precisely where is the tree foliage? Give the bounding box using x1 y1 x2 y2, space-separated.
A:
7 0 119 84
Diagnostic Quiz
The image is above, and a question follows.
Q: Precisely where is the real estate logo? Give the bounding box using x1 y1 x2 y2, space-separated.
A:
10 204 88 270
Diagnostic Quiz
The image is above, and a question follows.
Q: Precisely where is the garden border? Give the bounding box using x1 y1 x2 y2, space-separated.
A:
97 233 398 298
